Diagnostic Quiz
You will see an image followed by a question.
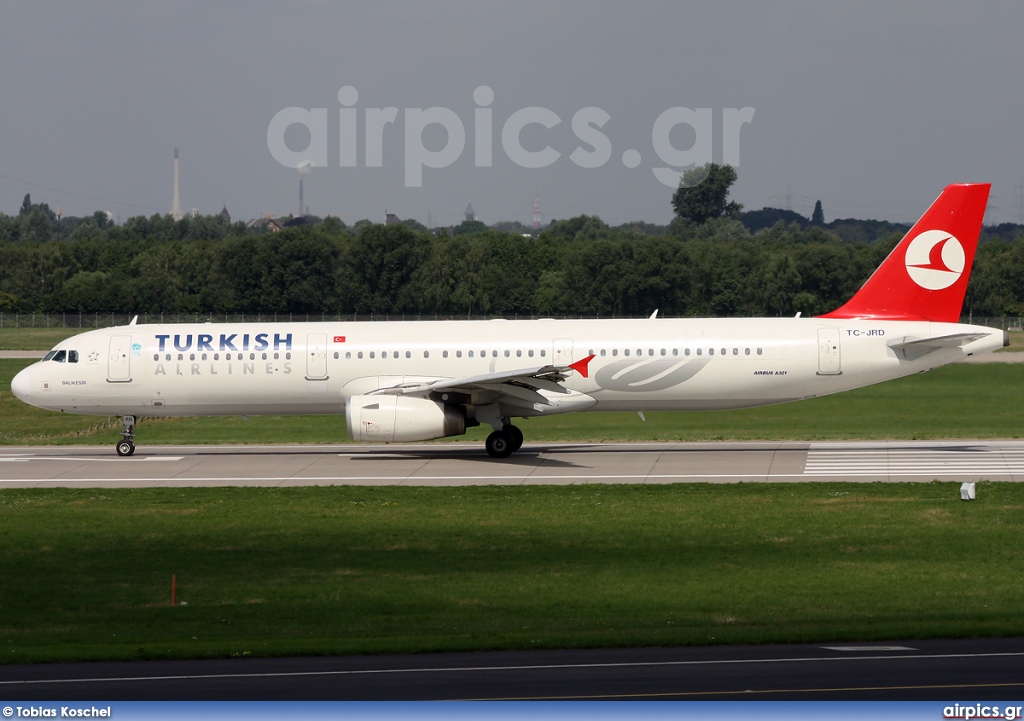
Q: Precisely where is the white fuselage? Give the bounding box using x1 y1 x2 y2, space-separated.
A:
10 317 1006 419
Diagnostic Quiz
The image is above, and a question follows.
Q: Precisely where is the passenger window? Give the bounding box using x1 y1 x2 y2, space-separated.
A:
346 352 351 359
423 351 429 358
673 348 679 356
660 349 666 356
153 354 159 361
469 351 474 358
405 351 411 358
443 351 449 358
540 350 546 357
648 349 654 356
516 350 522 357
625 349 630 356
456 350 462 358
529 350 535 357
492 350 498 358
684 348 690 356
709 348 714 356
697 348 702 356
732 348 738 356
370 352 376 359
504 350 510 358
612 349 618 357
358 352 364 359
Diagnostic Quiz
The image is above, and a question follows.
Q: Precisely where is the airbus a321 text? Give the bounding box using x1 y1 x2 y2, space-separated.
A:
11 183 1007 458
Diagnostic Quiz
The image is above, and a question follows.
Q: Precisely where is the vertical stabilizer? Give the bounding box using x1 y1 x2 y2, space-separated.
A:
820 183 990 322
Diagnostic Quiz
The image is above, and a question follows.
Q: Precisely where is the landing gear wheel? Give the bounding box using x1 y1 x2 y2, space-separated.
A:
116 415 136 457
485 430 514 459
505 425 524 452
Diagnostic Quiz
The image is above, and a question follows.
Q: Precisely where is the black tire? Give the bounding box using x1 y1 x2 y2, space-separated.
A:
505 425 524 452
485 430 514 458
116 440 135 457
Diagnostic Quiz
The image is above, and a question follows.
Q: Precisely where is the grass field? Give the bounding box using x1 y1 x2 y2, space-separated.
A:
2 483 1022 663
3 358 1024 446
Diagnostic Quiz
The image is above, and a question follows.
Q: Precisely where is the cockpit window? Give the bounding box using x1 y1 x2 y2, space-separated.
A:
43 351 57 361
52 350 67 363
68 350 79 363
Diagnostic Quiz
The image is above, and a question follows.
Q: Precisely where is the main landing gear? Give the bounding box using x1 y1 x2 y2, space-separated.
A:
116 415 136 456
485 424 524 459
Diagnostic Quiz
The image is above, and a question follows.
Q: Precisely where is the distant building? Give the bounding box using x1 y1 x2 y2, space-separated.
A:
219 206 231 224
247 217 282 232
465 203 476 222
385 212 401 226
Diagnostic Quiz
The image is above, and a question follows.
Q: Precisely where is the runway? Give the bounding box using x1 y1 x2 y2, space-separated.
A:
2 439 1024 487
2 637 1023 700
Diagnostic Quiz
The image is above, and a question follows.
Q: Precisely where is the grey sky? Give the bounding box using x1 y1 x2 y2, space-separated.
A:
1 1 1022 227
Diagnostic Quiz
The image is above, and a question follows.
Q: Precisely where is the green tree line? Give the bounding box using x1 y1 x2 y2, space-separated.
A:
2 185 1023 319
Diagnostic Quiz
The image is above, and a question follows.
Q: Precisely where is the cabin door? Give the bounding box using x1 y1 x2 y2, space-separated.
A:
817 327 841 375
107 335 132 382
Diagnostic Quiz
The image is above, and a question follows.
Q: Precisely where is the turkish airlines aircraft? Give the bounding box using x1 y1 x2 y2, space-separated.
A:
11 183 1006 458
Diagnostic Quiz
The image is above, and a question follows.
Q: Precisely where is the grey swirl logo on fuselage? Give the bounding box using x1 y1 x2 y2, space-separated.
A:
594 357 710 392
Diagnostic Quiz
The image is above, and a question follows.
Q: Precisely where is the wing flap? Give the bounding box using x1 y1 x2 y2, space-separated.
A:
367 356 596 413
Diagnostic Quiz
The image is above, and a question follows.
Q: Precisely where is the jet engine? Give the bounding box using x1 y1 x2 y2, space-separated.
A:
346 395 466 443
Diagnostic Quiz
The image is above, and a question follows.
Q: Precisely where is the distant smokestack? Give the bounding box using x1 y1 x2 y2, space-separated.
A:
299 178 303 218
171 148 182 221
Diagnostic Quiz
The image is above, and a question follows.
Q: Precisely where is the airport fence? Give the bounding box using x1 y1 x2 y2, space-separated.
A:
0 312 1022 330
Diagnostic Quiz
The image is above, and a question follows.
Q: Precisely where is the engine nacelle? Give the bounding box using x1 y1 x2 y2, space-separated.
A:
346 395 466 443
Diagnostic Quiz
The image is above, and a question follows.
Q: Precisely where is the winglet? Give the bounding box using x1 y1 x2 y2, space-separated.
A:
569 354 595 378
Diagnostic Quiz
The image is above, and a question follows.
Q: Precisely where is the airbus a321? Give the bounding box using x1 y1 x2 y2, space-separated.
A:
11 183 1006 458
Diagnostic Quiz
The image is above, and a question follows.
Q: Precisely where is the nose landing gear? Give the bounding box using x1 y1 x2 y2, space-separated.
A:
116 415 136 456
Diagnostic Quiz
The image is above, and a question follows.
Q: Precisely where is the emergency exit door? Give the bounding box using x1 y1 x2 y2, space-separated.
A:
305 333 328 380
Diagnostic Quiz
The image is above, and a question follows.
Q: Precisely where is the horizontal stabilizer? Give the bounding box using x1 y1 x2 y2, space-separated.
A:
887 332 990 361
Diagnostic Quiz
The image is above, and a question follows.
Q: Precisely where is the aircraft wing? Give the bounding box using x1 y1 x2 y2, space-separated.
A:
887 332 992 361
369 355 595 408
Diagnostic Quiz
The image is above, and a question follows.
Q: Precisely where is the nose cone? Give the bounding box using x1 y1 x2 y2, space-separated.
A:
11 367 31 404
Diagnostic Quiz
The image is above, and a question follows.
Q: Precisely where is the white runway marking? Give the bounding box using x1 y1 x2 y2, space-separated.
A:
0 456 183 463
804 443 1024 477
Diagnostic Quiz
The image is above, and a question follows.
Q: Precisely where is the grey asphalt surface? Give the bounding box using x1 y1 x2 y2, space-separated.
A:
3 439 1024 486
2 637 1023 700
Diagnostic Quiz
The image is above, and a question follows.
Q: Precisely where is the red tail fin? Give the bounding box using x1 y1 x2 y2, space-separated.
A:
820 183 990 322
